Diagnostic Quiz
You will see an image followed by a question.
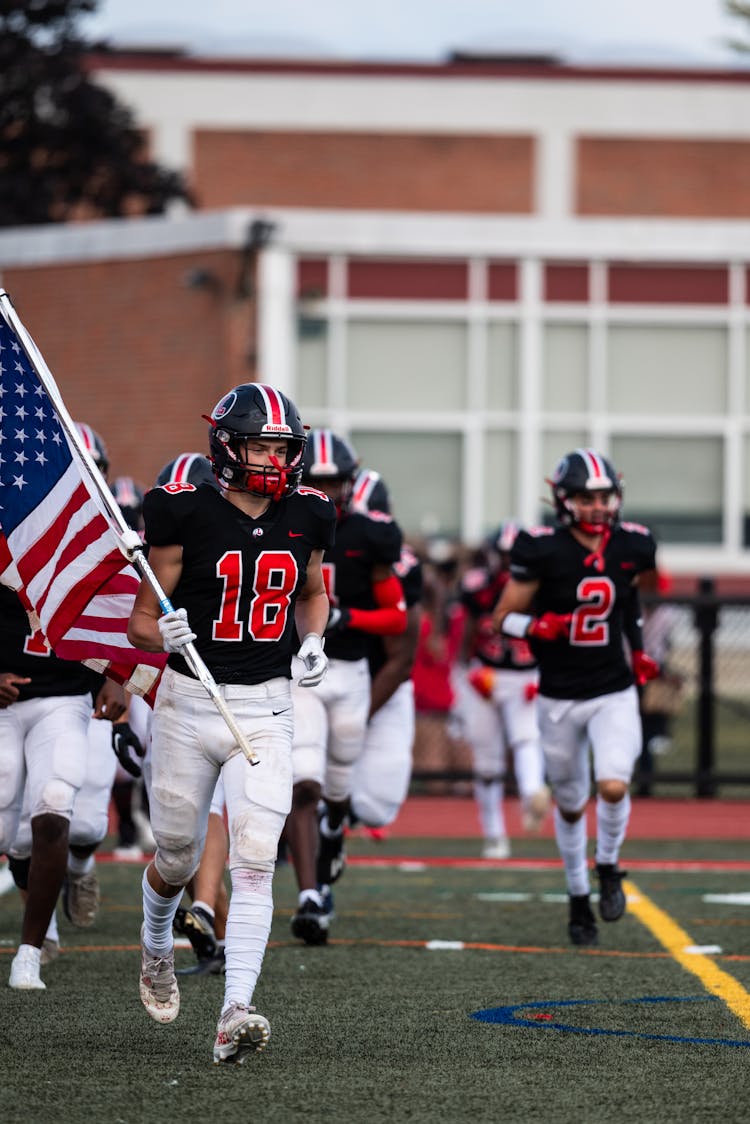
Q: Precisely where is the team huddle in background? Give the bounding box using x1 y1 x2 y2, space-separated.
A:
0 383 660 1065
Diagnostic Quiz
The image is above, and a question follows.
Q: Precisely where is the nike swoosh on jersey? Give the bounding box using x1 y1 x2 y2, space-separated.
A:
345 549 363 557
289 531 304 537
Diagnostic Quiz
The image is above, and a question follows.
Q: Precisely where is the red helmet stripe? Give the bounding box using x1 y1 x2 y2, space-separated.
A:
256 384 286 429
316 429 331 467
352 469 376 506
170 454 200 483
577 448 612 489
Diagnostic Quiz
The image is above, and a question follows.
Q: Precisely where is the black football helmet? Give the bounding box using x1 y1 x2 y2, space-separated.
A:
112 476 145 532
485 519 521 569
302 429 359 514
75 422 109 476
549 448 622 532
349 467 391 514
156 452 218 491
204 383 307 499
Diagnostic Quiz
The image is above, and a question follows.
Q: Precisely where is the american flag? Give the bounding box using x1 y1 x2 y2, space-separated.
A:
0 297 166 703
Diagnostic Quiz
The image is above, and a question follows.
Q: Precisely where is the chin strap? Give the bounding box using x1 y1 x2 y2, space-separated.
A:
583 525 611 572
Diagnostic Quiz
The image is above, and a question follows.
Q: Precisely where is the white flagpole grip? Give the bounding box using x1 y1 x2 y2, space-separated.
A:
0 289 259 767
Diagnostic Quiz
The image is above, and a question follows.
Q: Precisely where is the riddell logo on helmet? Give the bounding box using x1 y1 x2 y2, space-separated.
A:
261 423 292 434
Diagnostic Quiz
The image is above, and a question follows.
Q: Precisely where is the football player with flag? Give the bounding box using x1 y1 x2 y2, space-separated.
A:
492 449 660 948
0 293 165 988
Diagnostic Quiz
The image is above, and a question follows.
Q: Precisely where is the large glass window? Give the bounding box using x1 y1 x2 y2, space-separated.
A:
486 322 519 410
607 326 728 415
346 320 467 411
295 315 327 409
542 324 588 413
611 434 723 543
349 430 462 538
482 431 517 530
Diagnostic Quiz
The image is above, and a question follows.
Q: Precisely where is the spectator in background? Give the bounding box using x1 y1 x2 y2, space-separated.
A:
633 568 683 797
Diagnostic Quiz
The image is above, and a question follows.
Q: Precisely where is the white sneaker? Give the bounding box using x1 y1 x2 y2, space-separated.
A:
9 944 46 990
482 836 511 860
139 925 180 1023
0 860 15 897
521 785 551 833
213 1003 270 1064
114 844 144 861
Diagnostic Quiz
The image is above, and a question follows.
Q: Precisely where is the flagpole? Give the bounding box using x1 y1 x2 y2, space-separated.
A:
0 289 260 766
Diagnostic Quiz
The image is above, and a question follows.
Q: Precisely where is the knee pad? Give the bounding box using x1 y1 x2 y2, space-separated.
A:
36 779 77 821
229 806 284 871
8 854 30 891
68 809 108 850
153 832 202 887
350 791 398 830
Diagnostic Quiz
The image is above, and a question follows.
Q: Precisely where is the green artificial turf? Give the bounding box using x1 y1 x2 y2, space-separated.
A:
2 839 750 1124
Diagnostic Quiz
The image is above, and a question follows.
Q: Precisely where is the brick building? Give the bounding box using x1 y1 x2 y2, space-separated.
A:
2 54 750 578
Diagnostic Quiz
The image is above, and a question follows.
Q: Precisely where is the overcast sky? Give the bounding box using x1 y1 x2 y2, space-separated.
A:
82 0 748 66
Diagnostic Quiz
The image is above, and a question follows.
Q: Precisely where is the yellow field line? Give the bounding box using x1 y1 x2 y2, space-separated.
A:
625 878 750 1030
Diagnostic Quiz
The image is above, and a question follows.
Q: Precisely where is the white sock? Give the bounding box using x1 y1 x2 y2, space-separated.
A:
67 852 95 877
191 900 215 920
595 793 631 866
473 778 505 840
222 868 274 1013
142 870 182 954
45 909 59 943
320 814 343 839
299 888 322 908
554 806 590 897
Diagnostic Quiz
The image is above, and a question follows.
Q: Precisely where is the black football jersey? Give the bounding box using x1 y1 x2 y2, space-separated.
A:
460 566 536 671
143 482 336 684
367 544 423 678
0 585 102 701
322 509 403 661
509 521 657 699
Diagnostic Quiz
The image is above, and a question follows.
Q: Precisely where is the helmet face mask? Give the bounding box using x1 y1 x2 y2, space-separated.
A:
205 384 307 500
550 449 622 533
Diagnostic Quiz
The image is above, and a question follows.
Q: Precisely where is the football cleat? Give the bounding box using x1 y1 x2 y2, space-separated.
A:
62 868 100 928
174 904 218 962
290 897 331 946
568 894 599 947
316 825 346 886
9 944 46 990
482 836 511 860
595 863 627 922
213 1004 270 1064
139 925 180 1023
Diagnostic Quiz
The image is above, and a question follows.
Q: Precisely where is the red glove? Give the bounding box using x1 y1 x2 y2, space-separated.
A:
632 649 660 687
467 666 496 701
524 681 539 702
528 612 572 642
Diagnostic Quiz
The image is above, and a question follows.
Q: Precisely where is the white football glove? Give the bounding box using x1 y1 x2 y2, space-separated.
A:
157 607 197 653
297 633 328 687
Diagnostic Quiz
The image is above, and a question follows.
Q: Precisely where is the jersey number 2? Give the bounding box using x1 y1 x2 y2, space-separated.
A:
570 577 614 646
213 550 299 642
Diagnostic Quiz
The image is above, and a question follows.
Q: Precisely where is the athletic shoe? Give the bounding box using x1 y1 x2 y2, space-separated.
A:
9 944 46 990
316 826 346 886
595 863 627 922
482 836 511 860
139 925 180 1023
290 897 331 946
40 938 60 966
521 785 552 833
177 904 218 962
568 894 599 947
213 1004 270 1064
113 844 144 861
62 868 100 928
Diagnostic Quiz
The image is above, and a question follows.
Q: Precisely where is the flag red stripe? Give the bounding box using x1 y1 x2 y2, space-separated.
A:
42 555 126 645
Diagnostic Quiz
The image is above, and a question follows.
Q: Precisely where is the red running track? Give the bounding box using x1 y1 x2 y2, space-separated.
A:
387 796 750 840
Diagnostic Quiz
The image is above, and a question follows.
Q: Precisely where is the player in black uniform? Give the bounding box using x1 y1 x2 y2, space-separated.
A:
492 449 659 947
286 433 407 945
0 586 125 989
128 384 334 1064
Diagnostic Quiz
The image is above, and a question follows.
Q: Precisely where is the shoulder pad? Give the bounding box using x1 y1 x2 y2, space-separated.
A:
620 520 651 537
364 509 393 524
297 485 333 505
526 525 554 537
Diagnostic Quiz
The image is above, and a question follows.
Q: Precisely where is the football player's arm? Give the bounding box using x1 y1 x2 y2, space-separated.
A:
127 543 184 652
330 563 407 637
492 576 572 641
491 577 538 635
0 672 31 708
369 602 422 719
92 678 127 722
624 579 660 686
294 549 329 640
